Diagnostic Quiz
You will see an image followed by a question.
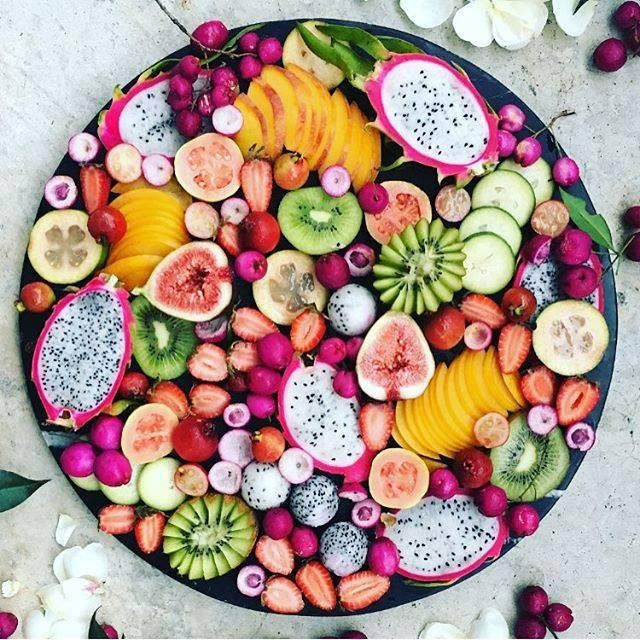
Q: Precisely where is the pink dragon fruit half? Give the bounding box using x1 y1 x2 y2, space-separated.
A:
32 275 133 429
365 53 499 182
377 491 508 583
278 359 374 482
98 72 186 157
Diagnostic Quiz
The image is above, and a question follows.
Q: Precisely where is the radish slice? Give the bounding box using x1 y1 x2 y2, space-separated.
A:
564 422 596 451
184 202 220 239
141 153 173 186
212 105 244 136
223 402 251 428
278 448 313 484
320 165 351 197
527 404 558 435
236 564 266 597
208 460 242 494
220 197 250 224
464 321 492 350
105 143 142 184
67 132 100 163
44 176 78 209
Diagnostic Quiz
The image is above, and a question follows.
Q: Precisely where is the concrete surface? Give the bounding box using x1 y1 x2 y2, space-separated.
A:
1 1 639 638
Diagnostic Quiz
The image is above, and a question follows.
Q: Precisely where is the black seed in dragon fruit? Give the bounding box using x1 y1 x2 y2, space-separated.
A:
289 475 339 527
319 522 369 577
241 461 290 511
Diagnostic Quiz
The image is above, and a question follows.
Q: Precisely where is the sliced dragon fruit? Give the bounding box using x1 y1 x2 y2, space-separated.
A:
32 275 133 429
278 359 374 481
98 73 186 157
365 53 499 181
378 492 507 583
513 250 604 320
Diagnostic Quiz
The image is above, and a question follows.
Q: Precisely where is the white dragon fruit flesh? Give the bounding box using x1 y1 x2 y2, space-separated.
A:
327 284 377 337
240 462 291 511
289 475 339 527
319 522 369 577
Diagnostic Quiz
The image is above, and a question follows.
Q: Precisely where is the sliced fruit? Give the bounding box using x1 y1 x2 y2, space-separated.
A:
303 73 333 170
498 157 553 206
138 459 185 511
261 576 305 613
189 383 231 419
459 206 522 254
284 69 313 158
121 403 179 464
102 254 163 290
233 94 266 159
295 560 337 611
418 367 459 456
520 365 558 406
231 307 277 342
288 64 326 161
111 176 192 210
460 293 507 329
240 158 273 213
471 170 536 227
448 350 485 419
483 347 521 413
227 341 260 372
110 188 186 213
395 399 440 459
461 233 515 295
358 402 394 451
255 535 295 575
353 123 381 192
290 308 326 353
498 324 532 374
318 90 351 173
338 571 390 612
146 381 189 419
474 412 510 448
247 81 279 159
466 349 507 416
260 65 303 151
555 377 600 426
98 504 136 534
108 233 184 264
502 370 527 408
134 512 166 554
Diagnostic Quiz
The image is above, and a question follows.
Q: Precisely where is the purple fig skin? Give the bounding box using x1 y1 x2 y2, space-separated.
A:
514 615 547 639
560 265 598 299
519 585 550 616
553 229 592 266
544 603 574 632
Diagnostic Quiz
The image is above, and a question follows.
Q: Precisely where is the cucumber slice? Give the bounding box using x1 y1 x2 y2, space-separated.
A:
471 171 536 227
459 207 522 255
100 463 143 505
461 233 516 295
499 158 554 205
138 457 186 511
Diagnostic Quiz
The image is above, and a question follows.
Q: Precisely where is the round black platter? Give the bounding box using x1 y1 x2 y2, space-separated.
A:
18 19 618 615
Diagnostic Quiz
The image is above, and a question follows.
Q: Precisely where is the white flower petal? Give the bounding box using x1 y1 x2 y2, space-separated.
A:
491 4 539 49
49 617 91 640
23 609 56 640
493 0 549 35
419 622 466 639
453 0 495 47
400 0 456 29
55 514 77 547
469 608 510 639
552 0 598 36
53 548 74 583
55 544 109 584
1 580 21 598
38 578 102 621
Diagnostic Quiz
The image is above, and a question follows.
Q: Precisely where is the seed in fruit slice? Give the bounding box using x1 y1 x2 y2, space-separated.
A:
121 403 179 464
474 413 510 448
175 463 209 497
530 200 569 238
138 457 186 511
28 210 104 284
532 300 609 376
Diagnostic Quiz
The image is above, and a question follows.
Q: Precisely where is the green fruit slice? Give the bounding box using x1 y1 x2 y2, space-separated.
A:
100 463 143 505
138 457 186 511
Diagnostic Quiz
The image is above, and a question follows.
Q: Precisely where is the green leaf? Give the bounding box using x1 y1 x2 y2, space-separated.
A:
88 609 110 639
316 24 390 60
559 188 615 252
377 35 422 54
0 470 48 513
296 23 349 71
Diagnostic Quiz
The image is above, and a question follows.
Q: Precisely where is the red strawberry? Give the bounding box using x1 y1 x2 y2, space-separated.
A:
240 158 273 212
188 343 229 382
520 366 558 406
240 211 281 254
216 222 243 257
189 383 231 419
98 504 136 535
134 512 166 554
231 307 277 342
337 571 390 612
498 323 532 374
295 560 337 611
80 165 111 213
556 377 600 426
255 535 295 575
358 402 394 451
261 576 304 614
227 341 260 372
290 308 326 353
146 381 189 419
460 294 507 329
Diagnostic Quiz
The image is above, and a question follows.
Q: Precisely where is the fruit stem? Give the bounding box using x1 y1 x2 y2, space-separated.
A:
152 0 193 42
526 109 576 138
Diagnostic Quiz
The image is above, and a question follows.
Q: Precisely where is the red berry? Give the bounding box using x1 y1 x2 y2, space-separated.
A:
544 603 574 632
192 20 229 50
593 38 627 72
88 205 127 245
238 32 260 53
171 415 218 462
452 448 493 489
614 1 640 29
18 281 56 313
176 55 200 81
169 74 193 99
252 426 285 463
118 371 150 401
519 585 549 616
623 205 640 227
514 615 546 639
240 211 281 253
175 109 202 138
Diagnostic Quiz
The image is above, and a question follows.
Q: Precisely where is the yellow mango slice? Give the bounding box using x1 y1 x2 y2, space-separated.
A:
114 212 188 238
110 188 183 212
233 94 266 158
503 370 527 408
484 347 521 413
111 177 192 210
421 369 457 458
341 103 365 183
451 351 485 418
467 350 508 416
260 65 302 151
405 393 442 459
248 81 279 159
395 401 439 459
353 124 382 192
301 72 332 170
108 232 185 264
255 78 286 155
101 255 163 291
284 68 313 159
319 90 351 173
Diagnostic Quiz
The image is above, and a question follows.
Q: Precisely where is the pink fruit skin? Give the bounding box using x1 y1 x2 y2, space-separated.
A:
593 38 627 72
565 422 596 451
333 370 359 398
552 157 580 187
257 37 283 64
262 507 294 539
31 276 133 430
256 333 293 370
498 104 526 133
367 537 400 576
554 229 592 266
290 525 318 558
527 404 558 435
89 415 124 450
519 585 549 616
338 481 368 502
497 130 517 158
246 393 276 419
514 137 542 167
474 485 508 517
545 603 574 632
522 234 551 265
102 624 119 639
358 183 389 213
247 366 282 395
60 442 97 477
352 498 382 528
238 56 263 80
192 21 229 50
514 615 547 639
560 265 598 299
235 250 267 282
93 450 132 487
507 504 540 536
315 253 351 290
0 612 18 639
365 53 499 179
317 337 347 365
345 337 363 361
428 468 459 499
238 32 260 54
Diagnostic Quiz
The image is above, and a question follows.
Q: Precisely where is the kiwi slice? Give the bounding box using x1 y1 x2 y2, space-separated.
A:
163 494 258 580
372 218 466 315
278 187 363 255
491 414 570 502
131 296 197 379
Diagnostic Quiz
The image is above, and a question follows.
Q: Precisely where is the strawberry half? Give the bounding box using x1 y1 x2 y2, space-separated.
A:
227 341 260 372
80 165 111 213
240 158 273 212
134 512 166 554
146 381 189 420
295 560 337 611
231 307 277 342
261 576 304 614
337 571 390 612
255 535 295 575
498 323 532 374
290 308 326 353
188 343 229 382
556 377 600 426
520 366 558 406
358 402 394 451
98 504 136 535
460 293 507 329
189 383 231 419
216 223 243 257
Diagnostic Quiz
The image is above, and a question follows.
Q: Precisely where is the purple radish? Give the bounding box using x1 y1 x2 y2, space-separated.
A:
89 415 124 450
238 56 263 80
338 481 368 502
184 202 219 239
256 332 293 370
208 460 243 494
464 322 492 350
523 234 552 265
218 430 254 468
514 137 542 168
315 253 350 289
235 250 267 282
333 370 358 398
564 422 596 451
223 402 251 428
262 507 294 539
317 337 347 365
560 265 598 299
358 182 389 214
344 243 375 277
553 157 580 187
278 447 313 484
290 525 319 558
60 442 96 477
44 176 78 209
68 132 100 163
345 337 363 361
474 485 508 517
257 37 283 64
367 537 400 577
105 143 142 183
246 393 276 419
497 130 517 158
527 404 558 435
351 498 381 528
247 366 282 395
141 153 173 186
554 229 592 266
93 450 132 487
194 315 228 343
428 468 459 499
321 165 351 197
498 104 526 132
221 197 250 224
212 105 243 136
236 564 266 597
238 32 260 54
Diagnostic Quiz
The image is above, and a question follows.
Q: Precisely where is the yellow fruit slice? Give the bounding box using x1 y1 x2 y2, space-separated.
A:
110 188 183 211
108 233 185 263
484 346 521 413
352 123 381 192
102 255 163 290
404 394 442 460
233 94 266 159
261 65 302 151
395 401 439 459
111 177 192 210
319 90 351 173
393 410 445 470
248 81 279 159
436 360 477 448
115 214 188 239
449 351 484 421
257 79 286 154
303 73 332 170
422 371 457 458
467 349 507 416
284 68 313 159
503 370 527 408
340 103 365 185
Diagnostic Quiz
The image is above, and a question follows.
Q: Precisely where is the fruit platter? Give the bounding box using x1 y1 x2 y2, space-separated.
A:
18 18 617 616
